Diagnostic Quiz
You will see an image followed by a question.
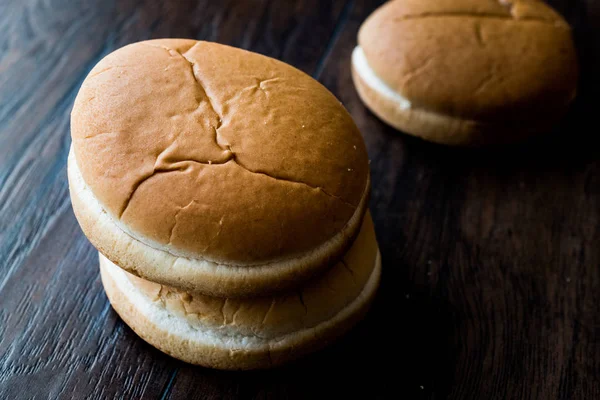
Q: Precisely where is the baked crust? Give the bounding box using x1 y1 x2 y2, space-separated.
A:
357 0 578 123
71 39 369 265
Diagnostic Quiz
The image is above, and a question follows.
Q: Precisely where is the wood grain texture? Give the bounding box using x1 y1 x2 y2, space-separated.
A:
1 0 599 399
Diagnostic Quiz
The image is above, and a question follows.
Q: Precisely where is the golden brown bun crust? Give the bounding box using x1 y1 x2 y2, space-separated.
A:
71 39 369 264
351 64 561 146
358 0 578 121
126 212 378 339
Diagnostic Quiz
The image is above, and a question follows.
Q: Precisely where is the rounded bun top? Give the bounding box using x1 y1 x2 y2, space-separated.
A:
358 0 578 121
71 39 369 266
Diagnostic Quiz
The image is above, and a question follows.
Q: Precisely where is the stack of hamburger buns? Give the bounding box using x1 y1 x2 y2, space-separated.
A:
69 39 380 370
351 0 579 145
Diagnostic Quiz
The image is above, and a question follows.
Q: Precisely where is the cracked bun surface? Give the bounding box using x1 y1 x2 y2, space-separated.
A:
70 39 370 296
352 0 579 145
99 212 381 370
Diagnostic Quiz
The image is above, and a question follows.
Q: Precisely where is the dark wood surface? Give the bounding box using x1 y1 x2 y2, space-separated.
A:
1 0 599 398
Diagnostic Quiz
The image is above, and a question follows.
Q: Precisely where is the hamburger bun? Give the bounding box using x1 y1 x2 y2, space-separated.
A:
351 0 579 145
69 39 371 297
99 212 381 370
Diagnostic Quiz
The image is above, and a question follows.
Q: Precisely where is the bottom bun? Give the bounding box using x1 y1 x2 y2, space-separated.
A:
351 47 562 146
99 225 381 370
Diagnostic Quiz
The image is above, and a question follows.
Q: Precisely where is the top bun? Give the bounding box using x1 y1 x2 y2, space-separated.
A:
355 0 578 143
70 39 369 296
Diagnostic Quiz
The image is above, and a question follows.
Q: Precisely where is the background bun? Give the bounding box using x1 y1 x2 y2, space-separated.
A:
353 0 578 145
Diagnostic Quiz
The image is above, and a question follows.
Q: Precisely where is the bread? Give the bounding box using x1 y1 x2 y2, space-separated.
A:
69 39 371 297
351 0 579 145
100 212 381 370
69 39 380 369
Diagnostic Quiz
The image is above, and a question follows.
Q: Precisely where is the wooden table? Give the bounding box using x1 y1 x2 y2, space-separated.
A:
1 0 599 398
